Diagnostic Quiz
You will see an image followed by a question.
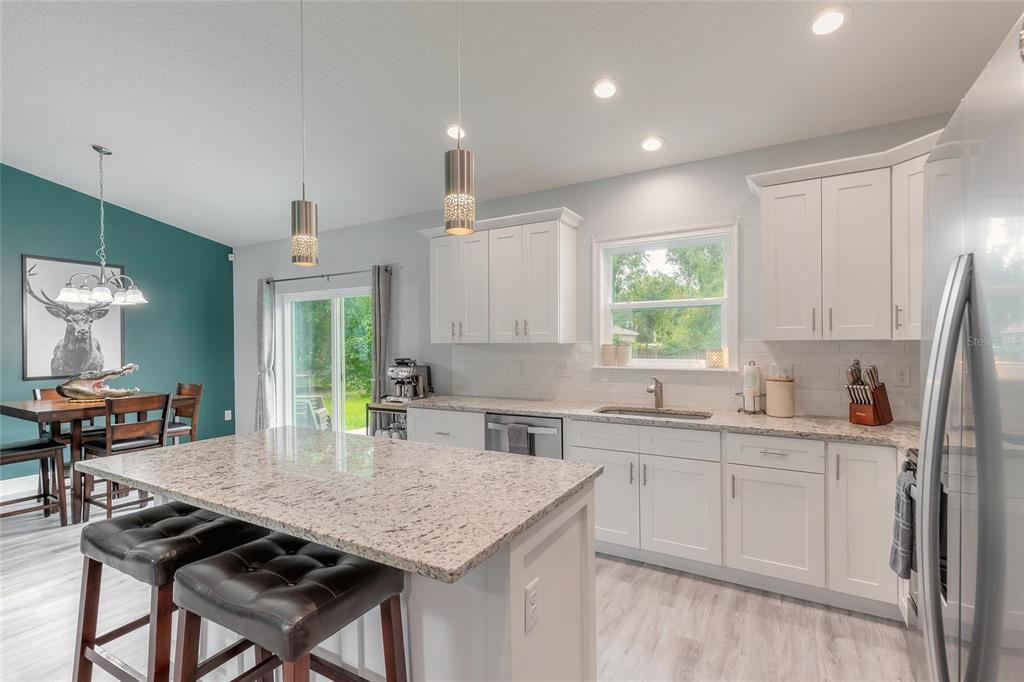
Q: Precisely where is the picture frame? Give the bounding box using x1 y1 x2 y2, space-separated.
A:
22 254 126 380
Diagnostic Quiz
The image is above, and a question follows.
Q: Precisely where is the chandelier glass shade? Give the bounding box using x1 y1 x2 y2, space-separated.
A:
54 145 147 306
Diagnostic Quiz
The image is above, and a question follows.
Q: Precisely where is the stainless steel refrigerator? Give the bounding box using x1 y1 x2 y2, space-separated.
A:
914 14 1024 682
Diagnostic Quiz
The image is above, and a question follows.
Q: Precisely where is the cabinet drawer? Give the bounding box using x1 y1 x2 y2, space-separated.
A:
640 427 720 462
406 409 485 450
725 433 825 474
566 419 640 453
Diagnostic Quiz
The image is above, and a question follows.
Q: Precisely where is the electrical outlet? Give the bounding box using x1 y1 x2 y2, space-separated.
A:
556 361 571 378
224 410 233 421
524 577 539 633
891 367 911 387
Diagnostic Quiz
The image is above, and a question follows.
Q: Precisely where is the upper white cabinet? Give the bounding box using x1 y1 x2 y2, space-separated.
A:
429 233 489 344
821 168 892 340
760 179 823 340
425 208 579 345
891 155 927 340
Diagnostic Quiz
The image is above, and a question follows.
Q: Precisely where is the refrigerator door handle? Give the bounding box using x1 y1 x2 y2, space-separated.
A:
919 253 972 682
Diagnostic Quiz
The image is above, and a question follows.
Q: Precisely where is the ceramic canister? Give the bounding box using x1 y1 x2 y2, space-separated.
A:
766 377 796 418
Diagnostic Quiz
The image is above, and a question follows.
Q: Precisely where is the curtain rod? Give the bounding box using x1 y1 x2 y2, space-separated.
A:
268 265 390 285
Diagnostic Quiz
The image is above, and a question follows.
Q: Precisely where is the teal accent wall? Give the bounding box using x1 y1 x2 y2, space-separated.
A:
0 164 235 479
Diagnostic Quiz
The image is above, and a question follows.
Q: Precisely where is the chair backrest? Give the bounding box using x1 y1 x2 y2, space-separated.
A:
103 394 172 451
174 383 203 421
32 387 61 400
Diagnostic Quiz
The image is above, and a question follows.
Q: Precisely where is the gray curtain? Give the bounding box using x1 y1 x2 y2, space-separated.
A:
370 265 392 433
255 278 277 430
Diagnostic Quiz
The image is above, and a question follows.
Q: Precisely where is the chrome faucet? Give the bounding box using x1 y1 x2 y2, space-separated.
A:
646 376 664 409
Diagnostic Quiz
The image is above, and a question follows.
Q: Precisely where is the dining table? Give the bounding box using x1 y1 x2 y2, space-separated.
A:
0 392 198 523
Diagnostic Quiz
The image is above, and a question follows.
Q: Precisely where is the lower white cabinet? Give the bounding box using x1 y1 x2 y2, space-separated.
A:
827 443 898 602
639 454 722 564
725 463 826 587
565 446 639 548
406 408 485 450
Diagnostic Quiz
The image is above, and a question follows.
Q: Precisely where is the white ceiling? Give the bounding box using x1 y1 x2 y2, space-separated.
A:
2 1 1020 247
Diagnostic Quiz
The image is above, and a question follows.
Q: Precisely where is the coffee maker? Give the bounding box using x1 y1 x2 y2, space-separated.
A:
383 359 432 403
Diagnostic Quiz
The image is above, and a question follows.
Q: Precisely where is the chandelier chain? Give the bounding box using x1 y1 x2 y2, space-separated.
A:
96 150 107 277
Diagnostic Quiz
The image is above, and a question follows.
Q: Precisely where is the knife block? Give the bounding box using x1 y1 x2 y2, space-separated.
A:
849 383 893 426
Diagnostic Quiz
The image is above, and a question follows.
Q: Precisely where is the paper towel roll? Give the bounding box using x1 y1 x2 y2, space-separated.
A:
742 361 762 399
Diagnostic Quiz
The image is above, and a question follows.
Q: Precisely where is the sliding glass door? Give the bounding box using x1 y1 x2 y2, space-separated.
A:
280 288 372 433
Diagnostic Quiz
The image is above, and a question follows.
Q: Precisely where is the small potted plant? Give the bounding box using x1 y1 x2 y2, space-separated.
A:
613 337 632 367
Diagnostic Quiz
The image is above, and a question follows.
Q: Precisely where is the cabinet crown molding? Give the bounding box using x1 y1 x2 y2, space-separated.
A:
419 207 583 239
745 129 943 196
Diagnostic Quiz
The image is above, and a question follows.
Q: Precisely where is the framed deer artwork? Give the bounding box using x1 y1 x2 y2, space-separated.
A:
22 255 125 380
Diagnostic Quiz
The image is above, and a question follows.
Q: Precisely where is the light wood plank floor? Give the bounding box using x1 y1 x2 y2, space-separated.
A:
1 503 918 681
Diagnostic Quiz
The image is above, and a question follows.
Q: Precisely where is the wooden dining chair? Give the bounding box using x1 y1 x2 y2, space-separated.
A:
166 383 203 444
29 387 103 514
80 394 172 521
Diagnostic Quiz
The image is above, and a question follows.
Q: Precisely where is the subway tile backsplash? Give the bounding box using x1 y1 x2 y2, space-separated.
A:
450 339 921 422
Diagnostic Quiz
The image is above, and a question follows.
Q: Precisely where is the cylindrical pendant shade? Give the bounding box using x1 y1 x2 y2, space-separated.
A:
291 199 319 266
444 148 475 235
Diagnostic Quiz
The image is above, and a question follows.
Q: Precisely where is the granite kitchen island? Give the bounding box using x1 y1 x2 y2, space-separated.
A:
77 427 602 681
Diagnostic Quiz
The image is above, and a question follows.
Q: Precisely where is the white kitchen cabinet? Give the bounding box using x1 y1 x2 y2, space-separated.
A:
725 463 825 587
566 446 639 548
429 234 490 344
821 168 892 340
891 154 927 340
406 408 485 450
640 454 722 564
489 220 576 344
827 443 898 603
429 237 461 343
760 179 823 340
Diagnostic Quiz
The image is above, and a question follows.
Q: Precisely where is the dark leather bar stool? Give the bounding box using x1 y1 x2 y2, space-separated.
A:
173 533 407 682
0 438 68 525
166 383 202 445
73 502 269 682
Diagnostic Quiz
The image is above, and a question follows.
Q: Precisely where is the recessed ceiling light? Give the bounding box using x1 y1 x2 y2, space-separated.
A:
639 135 665 152
446 124 466 140
810 5 851 35
592 78 618 99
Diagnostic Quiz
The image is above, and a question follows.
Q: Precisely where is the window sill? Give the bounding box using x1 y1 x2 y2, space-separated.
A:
589 364 740 374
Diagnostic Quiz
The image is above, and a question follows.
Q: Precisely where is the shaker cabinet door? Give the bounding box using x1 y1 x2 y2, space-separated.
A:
429 237 461 343
640 454 722 565
891 155 927 340
760 179 823 340
488 226 524 343
566 446 640 549
457 232 490 343
520 221 560 343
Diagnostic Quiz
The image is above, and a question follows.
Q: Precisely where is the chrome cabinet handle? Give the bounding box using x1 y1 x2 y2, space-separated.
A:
523 319 528 336
731 474 736 499
642 463 648 486
835 453 840 481
450 322 455 338
811 308 816 332
919 254 972 682
759 450 790 457
629 461 634 485
895 304 903 330
829 307 834 333
515 319 519 336
459 321 463 337
434 431 450 437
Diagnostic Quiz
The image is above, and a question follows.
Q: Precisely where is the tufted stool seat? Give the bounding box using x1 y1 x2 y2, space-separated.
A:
172 533 407 682
73 502 270 682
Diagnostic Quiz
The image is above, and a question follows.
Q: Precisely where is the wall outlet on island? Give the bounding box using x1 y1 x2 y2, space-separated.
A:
524 577 539 633
224 410 233 421
891 367 910 387
556 361 572 378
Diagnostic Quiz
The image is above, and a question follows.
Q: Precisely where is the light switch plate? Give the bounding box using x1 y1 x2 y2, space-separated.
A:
224 410 233 421
524 577 539 633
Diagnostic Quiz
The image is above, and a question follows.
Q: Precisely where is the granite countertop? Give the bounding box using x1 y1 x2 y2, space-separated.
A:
75 427 602 583
411 396 921 454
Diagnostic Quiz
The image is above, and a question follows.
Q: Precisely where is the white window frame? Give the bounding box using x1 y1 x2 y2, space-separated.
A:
592 221 739 372
276 286 371 430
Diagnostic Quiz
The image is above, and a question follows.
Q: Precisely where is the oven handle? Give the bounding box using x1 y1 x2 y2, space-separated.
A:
918 253 971 682
486 423 559 436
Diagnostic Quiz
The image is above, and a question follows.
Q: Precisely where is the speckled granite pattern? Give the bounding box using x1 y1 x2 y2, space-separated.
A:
75 428 602 583
412 396 921 454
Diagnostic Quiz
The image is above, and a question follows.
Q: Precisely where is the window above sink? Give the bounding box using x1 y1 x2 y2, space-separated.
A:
594 222 739 371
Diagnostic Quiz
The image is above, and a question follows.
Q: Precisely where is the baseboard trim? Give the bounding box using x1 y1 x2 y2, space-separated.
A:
0 473 40 498
596 541 902 622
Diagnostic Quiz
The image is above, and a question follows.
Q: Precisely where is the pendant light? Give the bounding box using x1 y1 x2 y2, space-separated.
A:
55 145 147 306
443 0 475 236
290 0 318 266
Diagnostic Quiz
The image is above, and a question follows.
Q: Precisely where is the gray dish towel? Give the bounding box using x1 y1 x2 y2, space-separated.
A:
889 459 917 579
507 423 531 456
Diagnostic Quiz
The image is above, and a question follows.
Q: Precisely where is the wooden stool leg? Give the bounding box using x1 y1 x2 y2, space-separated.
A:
105 481 114 519
254 646 274 682
53 451 68 526
147 583 174 682
380 595 407 682
173 609 202 682
282 656 311 682
40 457 51 517
73 557 103 682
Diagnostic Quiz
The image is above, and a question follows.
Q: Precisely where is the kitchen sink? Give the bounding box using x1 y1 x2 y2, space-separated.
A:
595 406 713 420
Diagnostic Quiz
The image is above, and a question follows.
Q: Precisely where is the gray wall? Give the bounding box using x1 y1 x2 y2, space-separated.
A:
233 112 949 432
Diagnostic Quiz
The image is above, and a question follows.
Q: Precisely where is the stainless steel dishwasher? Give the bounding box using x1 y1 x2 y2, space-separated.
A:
484 413 563 459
